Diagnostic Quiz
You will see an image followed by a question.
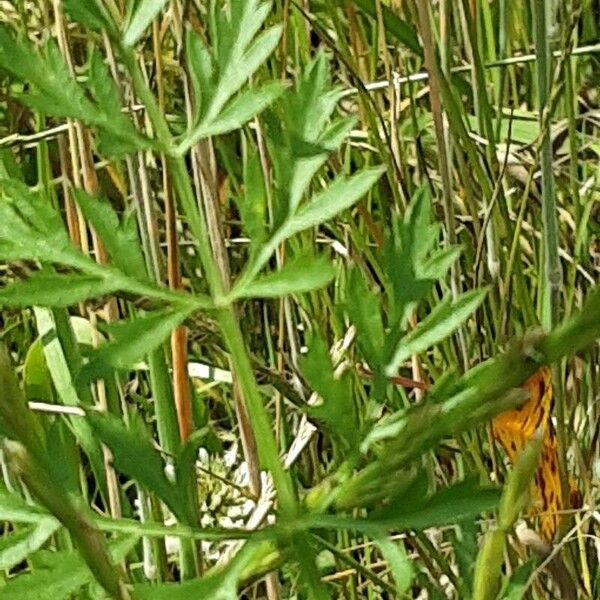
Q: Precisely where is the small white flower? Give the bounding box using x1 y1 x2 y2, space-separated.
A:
209 493 222 510
200 513 214 528
220 516 235 528
224 446 238 468
164 463 176 483
242 500 255 515
164 536 180 556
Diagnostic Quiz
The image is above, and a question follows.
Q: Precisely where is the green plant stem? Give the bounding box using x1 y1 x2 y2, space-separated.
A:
0 344 131 600
215 307 297 516
311 534 397 595
472 435 542 600
309 285 600 512
168 155 297 516
532 0 571 532
7 442 132 599
118 45 203 581
119 43 298 520
148 348 179 456
533 0 562 329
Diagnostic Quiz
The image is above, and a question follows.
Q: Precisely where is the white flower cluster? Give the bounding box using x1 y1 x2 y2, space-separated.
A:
162 442 275 565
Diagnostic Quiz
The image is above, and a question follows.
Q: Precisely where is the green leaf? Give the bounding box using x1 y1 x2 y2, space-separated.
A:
454 519 479 596
0 537 139 600
63 0 116 34
135 572 232 600
33 310 90 409
287 155 327 215
231 254 335 299
0 179 91 270
0 148 23 180
81 308 192 379
87 50 152 156
373 534 413 596
0 272 118 308
285 52 346 144
300 334 359 451
72 189 147 281
265 52 356 224
183 82 284 147
264 53 357 221
242 166 385 282
346 267 385 370
185 28 214 122
0 550 90 600
0 30 147 157
209 24 282 120
499 559 536 600
386 289 488 376
236 147 267 248
405 187 439 265
0 487 50 524
86 411 183 519
382 186 454 327
0 518 60 571
286 117 355 213
421 246 462 280
286 167 385 239
212 0 271 74
340 0 422 55
44 419 80 496
134 540 259 599
23 339 54 402
178 1 282 153
32 308 110 501
124 0 170 47
373 479 500 530
315 480 500 535
466 114 540 145
0 30 97 123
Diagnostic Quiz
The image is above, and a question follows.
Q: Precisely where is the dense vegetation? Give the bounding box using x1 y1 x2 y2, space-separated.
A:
0 0 598 598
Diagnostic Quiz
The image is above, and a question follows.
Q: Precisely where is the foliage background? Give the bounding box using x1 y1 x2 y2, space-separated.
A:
0 0 598 598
